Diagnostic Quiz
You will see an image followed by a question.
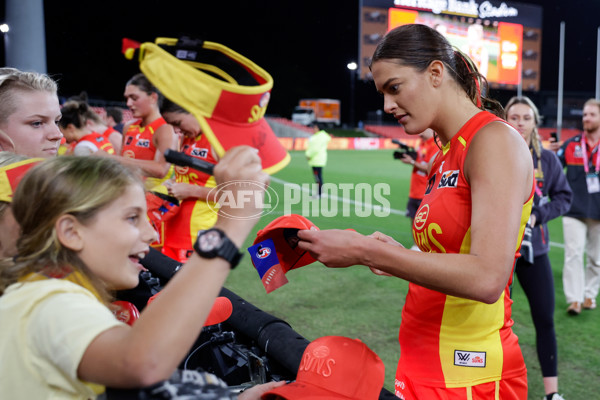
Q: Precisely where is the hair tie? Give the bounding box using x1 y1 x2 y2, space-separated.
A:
457 52 482 108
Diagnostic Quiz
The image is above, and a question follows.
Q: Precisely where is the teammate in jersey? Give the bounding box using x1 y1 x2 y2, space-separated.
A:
159 98 220 262
297 24 533 399
58 101 115 156
117 73 177 189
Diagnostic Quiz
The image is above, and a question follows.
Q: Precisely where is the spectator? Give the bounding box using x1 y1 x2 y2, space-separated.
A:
556 98 600 314
106 106 124 133
506 96 571 400
297 24 533 399
305 123 331 198
0 147 281 399
0 68 63 157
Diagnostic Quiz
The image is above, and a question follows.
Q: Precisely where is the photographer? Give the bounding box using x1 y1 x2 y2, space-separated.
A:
397 128 438 250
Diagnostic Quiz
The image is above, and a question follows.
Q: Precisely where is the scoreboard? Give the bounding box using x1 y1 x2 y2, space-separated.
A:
359 0 543 91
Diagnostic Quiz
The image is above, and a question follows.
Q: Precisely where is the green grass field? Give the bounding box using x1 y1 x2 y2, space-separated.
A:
224 150 600 399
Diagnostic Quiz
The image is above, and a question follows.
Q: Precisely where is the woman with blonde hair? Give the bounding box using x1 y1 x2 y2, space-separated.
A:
505 96 571 400
0 68 62 157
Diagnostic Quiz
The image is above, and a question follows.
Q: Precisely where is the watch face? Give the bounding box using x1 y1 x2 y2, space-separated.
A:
199 230 223 252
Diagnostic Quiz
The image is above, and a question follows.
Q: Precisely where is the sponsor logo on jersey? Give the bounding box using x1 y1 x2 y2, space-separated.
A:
136 139 151 148
191 147 209 158
438 170 459 189
424 174 436 195
454 350 486 367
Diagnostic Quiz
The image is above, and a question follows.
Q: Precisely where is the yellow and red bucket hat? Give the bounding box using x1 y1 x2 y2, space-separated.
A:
127 37 290 174
0 158 43 203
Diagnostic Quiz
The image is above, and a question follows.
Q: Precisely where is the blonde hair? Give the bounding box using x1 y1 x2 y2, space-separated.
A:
505 96 543 180
0 156 143 299
0 68 58 125
584 98 600 111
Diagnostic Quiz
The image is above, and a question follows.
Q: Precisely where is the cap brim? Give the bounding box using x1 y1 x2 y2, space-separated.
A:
262 381 356 400
197 114 290 175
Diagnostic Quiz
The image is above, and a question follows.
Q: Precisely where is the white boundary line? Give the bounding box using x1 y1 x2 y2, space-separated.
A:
269 176 406 216
269 176 565 249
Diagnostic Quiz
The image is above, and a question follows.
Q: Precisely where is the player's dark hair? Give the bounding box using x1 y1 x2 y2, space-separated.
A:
370 23 503 117
126 73 164 108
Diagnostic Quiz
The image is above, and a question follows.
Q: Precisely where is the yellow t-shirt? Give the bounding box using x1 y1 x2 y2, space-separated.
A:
0 279 124 399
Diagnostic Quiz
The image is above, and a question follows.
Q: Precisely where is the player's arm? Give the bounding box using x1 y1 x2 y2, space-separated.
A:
298 122 533 303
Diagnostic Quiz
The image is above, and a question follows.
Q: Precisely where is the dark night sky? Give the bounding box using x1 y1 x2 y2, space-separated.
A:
3 0 600 124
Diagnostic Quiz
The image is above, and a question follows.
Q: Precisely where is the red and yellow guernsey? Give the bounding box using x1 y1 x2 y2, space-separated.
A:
121 117 167 160
400 111 533 388
163 132 219 251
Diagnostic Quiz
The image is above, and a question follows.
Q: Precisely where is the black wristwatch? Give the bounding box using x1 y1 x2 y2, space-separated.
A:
193 228 243 269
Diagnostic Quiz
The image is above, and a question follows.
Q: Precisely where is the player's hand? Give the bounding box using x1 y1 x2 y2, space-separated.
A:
368 231 404 247
166 182 192 201
297 229 364 268
367 231 403 276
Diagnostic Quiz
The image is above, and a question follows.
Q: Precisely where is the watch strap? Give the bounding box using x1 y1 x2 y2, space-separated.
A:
193 228 243 269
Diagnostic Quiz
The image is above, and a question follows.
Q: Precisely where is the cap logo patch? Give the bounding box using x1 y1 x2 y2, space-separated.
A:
299 345 335 378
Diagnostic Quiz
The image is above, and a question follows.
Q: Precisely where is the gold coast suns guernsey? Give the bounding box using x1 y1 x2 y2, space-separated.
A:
400 111 532 388
121 117 166 160
122 117 170 189
164 133 219 251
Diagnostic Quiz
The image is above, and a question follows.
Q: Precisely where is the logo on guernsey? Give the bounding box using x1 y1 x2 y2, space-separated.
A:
136 139 151 148
175 166 189 175
454 350 486 367
123 149 136 159
438 170 459 189
256 245 271 259
299 345 336 378
413 204 429 230
191 148 208 158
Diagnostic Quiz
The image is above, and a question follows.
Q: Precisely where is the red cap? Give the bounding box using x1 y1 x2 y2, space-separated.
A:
203 296 233 326
110 301 140 326
147 294 232 326
253 214 319 273
261 336 385 400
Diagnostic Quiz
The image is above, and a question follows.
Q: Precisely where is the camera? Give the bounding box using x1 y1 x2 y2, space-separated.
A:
392 139 417 161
